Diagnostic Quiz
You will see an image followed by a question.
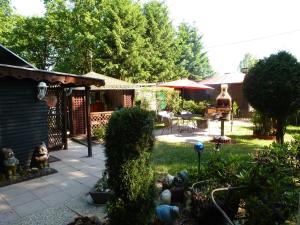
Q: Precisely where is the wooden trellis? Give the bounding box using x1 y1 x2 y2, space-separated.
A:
47 85 65 150
90 111 113 131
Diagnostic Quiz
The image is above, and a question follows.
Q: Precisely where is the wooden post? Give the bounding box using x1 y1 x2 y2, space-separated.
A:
68 95 74 137
221 119 225 136
85 86 92 157
63 89 68 150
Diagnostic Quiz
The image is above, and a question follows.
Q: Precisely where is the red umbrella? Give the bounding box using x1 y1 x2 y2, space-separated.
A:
158 78 213 90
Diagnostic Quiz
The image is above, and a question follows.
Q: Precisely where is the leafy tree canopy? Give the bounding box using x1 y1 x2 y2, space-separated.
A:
2 0 213 83
239 53 258 72
176 22 213 80
243 51 300 143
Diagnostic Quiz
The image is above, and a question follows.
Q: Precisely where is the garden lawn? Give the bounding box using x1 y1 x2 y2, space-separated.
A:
152 120 300 174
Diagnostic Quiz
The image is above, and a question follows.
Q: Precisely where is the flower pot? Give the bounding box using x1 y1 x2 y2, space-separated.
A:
89 188 112 204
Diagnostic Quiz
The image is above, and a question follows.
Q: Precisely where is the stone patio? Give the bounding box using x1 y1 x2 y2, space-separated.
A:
0 140 106 225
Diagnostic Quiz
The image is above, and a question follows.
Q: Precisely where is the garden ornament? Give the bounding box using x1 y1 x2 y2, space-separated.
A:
155 205 180 225
173 170 189 187
164 174 175 186
31 142 49 169
194 142 204 178
2 148 19 180
160 189 172 205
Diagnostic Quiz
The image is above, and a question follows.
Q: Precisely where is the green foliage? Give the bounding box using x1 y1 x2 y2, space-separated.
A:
243 51 300 143
239 53 258 72
182 100 208 115
92 126 106 142
2 0 213 83
251 111 275 136
238 139 300 225
142 0 178 82
94 171 109 192
176 23 214 80
232 101 239 117
0 0 15 45
104 107 155 225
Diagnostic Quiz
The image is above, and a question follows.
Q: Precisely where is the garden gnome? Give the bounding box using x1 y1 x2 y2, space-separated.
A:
31 142 49 169
155 205 179 225
2 148 19 180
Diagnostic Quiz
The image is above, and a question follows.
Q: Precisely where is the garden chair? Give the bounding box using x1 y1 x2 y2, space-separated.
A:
160 112 177 135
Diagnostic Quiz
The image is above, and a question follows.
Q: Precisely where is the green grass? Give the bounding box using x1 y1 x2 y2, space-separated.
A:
152 121 300 174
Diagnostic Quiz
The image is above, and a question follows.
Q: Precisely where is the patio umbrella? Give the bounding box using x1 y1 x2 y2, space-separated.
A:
158 78 213 90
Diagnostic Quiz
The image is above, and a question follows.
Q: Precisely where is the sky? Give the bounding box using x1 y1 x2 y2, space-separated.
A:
11 0 300 74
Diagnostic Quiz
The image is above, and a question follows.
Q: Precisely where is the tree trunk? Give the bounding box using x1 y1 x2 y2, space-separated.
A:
275 117 285 145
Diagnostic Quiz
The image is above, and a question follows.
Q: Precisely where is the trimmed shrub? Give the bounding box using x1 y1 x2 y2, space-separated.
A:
104 107 155 225
92 126 106 142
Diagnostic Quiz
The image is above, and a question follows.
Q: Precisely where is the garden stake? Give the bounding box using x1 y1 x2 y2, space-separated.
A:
194 142 204 178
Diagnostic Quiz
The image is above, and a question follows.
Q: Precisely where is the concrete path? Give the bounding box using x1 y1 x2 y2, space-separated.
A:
0 140 106 225
154 119 251 144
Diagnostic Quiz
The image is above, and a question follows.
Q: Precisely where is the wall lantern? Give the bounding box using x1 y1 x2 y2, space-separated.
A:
37 82 48 100
64 87 73 96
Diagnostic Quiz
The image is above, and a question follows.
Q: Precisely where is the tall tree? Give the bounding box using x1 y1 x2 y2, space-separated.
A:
8 16 56 70
142 0 177 82
47 0 103 74
175 23 213 81
239 53 258 72
96 0 147 81
0 0 15 45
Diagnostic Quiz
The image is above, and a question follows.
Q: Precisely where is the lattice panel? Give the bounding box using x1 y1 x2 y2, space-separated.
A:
47 85 64 150
91 111 113 131
123 90 133 107
72 92 86 135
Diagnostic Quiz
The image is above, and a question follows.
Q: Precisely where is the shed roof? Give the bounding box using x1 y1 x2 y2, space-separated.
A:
0 44 35 68
199 72 245 85
0 64 104 87
83 71 137 90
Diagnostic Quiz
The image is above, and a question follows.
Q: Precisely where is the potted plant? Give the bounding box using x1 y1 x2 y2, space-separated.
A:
89 171 112 204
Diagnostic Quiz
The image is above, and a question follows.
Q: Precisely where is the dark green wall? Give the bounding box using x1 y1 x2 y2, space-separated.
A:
0 77 48 167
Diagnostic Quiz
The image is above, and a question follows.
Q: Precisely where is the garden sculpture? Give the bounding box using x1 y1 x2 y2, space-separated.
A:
173 170 189 187
31 142 49 169
155 205 179 225
2 148 19 180
160 189 172 205
164 174 174 187
194 142 204 178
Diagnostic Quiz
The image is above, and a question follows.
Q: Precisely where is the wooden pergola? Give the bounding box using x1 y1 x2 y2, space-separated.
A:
0 64 105 157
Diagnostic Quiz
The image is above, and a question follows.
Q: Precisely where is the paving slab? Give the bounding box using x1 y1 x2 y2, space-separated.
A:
0 209 20 225
14 199 47 217
5 192 38 207
0 140 106 224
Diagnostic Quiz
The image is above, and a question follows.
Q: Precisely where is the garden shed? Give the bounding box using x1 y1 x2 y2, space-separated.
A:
0 45 104 168
70 71 137 136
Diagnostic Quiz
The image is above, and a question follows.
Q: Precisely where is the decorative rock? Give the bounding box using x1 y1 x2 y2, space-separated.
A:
155 205 179 225
160 189 172 205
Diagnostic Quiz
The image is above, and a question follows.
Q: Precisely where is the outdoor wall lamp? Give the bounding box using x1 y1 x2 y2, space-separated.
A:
64 87 73 96
37 82 48 100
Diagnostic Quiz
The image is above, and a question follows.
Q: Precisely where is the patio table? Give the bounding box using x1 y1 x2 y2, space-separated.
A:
178 113 201 133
